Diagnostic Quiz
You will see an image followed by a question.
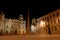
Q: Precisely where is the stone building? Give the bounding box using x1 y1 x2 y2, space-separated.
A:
0 15 4 34
17 14 26 34
0 12 5 34
37 9 60 35
13 19 20 34
0 12 26 35
4 19 13 34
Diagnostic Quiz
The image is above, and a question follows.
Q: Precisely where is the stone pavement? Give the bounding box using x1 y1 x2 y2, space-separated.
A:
0 34 60 40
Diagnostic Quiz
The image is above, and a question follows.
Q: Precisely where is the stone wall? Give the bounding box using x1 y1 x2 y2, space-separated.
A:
37 9 60 35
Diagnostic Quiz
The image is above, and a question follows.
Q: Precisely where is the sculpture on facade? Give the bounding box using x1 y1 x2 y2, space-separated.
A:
31 18 37 33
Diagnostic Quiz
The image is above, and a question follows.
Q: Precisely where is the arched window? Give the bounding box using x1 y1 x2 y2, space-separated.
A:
47 25 51 34
55 26 57 31
7 26 8 28
53 14 55 17
50 15 51 18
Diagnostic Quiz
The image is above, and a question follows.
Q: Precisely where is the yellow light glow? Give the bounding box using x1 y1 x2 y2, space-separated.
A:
39 21 45 27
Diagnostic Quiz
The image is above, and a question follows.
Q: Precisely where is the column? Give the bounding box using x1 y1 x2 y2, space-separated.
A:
26 9 30 34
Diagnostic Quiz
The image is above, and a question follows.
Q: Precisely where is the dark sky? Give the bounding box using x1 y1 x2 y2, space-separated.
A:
0 1 60 20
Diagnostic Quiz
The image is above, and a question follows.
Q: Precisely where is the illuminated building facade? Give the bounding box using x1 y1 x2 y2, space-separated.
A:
37 9 60 35
0 12 26 35
17 14 26 34
1 9 60 35
0 12 5 34
27 9 30 34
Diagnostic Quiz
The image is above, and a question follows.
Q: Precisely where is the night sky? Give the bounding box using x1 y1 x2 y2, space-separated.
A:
0 1 60 20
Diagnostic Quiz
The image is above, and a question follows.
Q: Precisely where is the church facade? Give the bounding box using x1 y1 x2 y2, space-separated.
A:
0 12 26 35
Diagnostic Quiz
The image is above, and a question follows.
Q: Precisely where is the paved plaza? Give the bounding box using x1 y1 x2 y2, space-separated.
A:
0 34 60 40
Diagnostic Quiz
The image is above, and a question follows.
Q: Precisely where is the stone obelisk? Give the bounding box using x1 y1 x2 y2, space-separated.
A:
27 9 30 34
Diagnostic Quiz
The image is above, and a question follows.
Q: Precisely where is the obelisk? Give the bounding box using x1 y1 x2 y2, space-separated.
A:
27 9 30 34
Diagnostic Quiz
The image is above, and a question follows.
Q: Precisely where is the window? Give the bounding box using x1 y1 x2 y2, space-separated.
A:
47 25 51 34
53 14 55 17
50 15 51 18
7 26 8 28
